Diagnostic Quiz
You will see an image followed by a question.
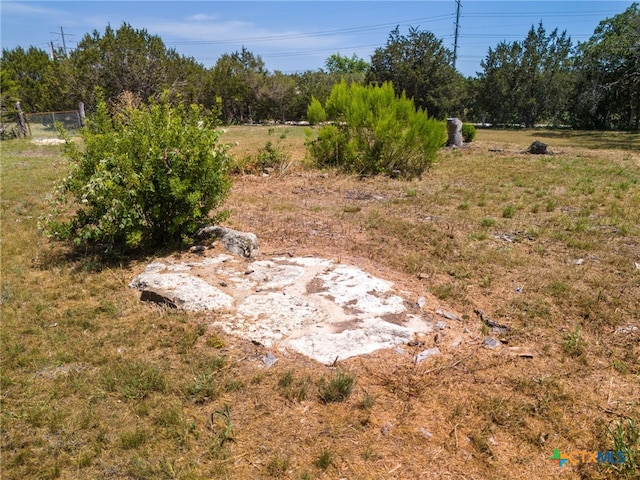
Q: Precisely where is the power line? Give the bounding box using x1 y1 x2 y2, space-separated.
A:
50 27 74 56
169 13 454 46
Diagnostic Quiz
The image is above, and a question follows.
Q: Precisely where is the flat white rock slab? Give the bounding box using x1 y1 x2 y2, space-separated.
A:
130 255 433 364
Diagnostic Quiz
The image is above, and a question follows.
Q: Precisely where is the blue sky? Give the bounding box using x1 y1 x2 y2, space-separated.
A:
1 1 635 78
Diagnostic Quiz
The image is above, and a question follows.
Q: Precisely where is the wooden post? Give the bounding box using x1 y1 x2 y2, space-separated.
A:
15 102 29 138
78 102 86 128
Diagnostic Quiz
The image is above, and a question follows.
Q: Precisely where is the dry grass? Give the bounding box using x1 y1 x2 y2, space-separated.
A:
1 128 639 479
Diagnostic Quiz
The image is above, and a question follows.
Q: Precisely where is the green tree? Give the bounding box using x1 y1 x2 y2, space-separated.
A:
66 23 206 109
290 70 335 121
477 23 574 127
324 53 369 83
306 80 446 179
208 47 267 123
0 46 56 112
262 71 297 122
46 93 232 250
573 3 640 130
367 27 466 119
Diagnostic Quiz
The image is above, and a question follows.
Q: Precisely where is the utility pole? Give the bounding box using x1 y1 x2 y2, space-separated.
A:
60 27 68 56
453 0 462 69
50 27 73 57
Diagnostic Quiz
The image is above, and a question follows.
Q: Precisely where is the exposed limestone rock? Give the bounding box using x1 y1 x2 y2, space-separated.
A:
197 225 259 258
129 255 436 364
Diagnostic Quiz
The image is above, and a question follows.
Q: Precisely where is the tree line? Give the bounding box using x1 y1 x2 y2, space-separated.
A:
1 3 638 131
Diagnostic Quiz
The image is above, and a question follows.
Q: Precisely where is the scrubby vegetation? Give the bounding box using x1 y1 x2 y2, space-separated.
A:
305 81 445 179
2 4 638 130
44 93 232 251
2 127 638 479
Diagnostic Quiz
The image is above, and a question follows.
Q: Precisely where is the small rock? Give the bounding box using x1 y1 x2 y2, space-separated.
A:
381 422 393 435
420 428 433 439
434 332 442 344
615 325 639 335
635 262 640 271
436 321 447 330
416 296 426 308
414 347 440 364
417 272 429 280
197 225 259 258
261 352 278 368
189 245 207 253
436 309 463 322
475 309 510 334
575 258 584 265
483 337 502 349
505 347 534 358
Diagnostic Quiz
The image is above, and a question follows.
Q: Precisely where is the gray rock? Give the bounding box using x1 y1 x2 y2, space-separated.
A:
615 325 639 335
414 347 441 364
527 141 549 154
447 118 463 147
475 309 510 334
483 337 502 349
436 309 463 322
261 352 278 368
197 225 259 258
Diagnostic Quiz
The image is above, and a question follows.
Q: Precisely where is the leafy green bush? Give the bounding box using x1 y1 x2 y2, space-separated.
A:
46 93 232 250
233 139 291 176
462 123 477 142
305 81 445 179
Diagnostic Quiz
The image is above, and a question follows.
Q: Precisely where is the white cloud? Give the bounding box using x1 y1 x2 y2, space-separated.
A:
1 1 63 17
147 18 346 51
188 13 218 22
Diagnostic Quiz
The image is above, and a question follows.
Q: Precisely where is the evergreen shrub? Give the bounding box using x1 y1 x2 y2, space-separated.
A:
462 123 477 142
305 81 445 179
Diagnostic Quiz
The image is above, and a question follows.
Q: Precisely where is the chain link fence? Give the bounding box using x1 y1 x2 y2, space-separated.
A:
25 110 83 138
1 105 84 140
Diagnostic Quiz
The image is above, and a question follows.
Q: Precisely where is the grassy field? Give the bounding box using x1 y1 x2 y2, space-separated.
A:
1 127 639 479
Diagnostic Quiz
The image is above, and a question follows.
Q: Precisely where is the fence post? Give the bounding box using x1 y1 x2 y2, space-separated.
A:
15 102 30 138
78 102 86 128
